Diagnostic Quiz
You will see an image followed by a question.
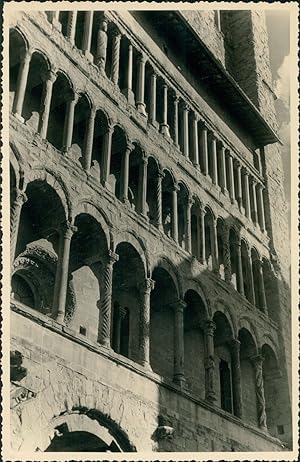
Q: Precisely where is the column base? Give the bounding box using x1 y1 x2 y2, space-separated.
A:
13 112 25 123
137 102 147 117
149 119 159 130
122 88 135 105
205 391 217 403
173 374 186 389
83 50 94 62
51 19 62 31
141 361 153 372
160 123 170 138
221 187 228 195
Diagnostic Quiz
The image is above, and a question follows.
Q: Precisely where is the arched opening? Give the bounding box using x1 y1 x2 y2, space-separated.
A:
68 213 108 342
70 93 91 166
109 126 127 199
241 240 252 302
229 228 238 290
213 311 234 414
238 328 258 426
9 29 26 113
146 156 159 225
177 183 188 249
150 266 178 379
217 219 225 279
47 72 73 150
184 289 207 397
128 144 143 212
22 52 49 130
191 199 200 259
46 430 121 452
112 242 145 362
204 207 214 270
11 272 36 309
262 258 279 322
161 170 174 238
91 109 109 181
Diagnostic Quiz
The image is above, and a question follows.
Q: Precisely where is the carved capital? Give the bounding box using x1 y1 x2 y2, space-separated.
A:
203 320 216 336
108 250 119 265
60 221 77 240
173 299 186 313
14 191 28 207
141 278 155 294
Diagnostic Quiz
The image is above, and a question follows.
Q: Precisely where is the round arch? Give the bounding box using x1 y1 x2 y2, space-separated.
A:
113 228 150 277
30 47 52 72
151 255 182 298
10 26 30 52
10 143 27 190
213 299 237 338
182 278 210 318
237 316 259 350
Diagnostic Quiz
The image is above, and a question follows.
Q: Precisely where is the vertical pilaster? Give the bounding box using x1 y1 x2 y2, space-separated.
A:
13 49 32 120
173 95 179 146
211 136 218 185
171 184 179 242
173 299 186 387
138 156 148 216
160 84 170 137
123 42 135 104
200 125 208 175
39 69 57 139
183 104 189 158
219 145 227 194
204 320 216 403
139 278 155 368
84 106 96 170
192 114 199 168
95 14 108 73
149 70 157 124
99 250 119 347
200 205 206 264
120 142 134 204
136 54 147 115
231 339 242 418
185 197 193 253
243 170 251 218
62 92 79 152
227 154 236 204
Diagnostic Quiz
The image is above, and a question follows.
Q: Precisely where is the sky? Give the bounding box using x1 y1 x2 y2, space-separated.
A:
265 10 290 206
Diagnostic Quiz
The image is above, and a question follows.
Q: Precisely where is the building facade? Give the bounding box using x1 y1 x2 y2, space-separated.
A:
9 8 292 453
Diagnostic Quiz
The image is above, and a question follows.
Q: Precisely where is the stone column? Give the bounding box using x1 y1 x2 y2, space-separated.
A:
82 11 94 60
63 92 79 153
222 227 232 283
111 30 121 84
171 184 179 242
248 250 256 306
48 11 61 30
10 191 27 265
211 218 219 273
204 320 216 403
231 339 242 418
95 14 108 73
66 11 77 44
236 238 244 296
84 106 96 170
101 125 114 186
120 142 134 204
138 156 148 216
123 43 135 104
235 161 243 211
211 136 218 185
53 222 77 323
227 154 236 204
99 251 119 347
39 69 57 139
13 49 32 120
160 84 170 137
219 145 227 194
185 197 193 253
192 114 199 168
257 259 268 314
200 124 208 175
200 205 206 264
173 299 186 387
155 171 164 230
173 95 179 146
136 54 147 116
251 179 258 225
183 104 189 158
243 171 251 218
149 70 157 124
257 184 266 233
139 278 155 368
251 354 268 430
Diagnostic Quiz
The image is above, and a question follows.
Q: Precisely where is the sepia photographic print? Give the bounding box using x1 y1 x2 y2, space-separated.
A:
2 1 299 460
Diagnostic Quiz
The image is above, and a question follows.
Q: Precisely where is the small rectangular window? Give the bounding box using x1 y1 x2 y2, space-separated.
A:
79 326 86 336
277 425 284 435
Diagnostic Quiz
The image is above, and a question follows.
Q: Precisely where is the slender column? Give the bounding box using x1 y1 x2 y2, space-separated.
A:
49 11 61 30
149 71 157 124
251 355 268 430
136 54 147 115
95 14 108 73
171 184 179 242
185 197 193 253
120 142 134 204
222 227 232 283
231 339 242 418
155 171 164 230
183 104 189 158
247 250 256 305
192 114 199 168
84 106 96 170
99 251 119 347
251 179 258 225
10 191 27 264
139 278 155 368
235 161 243 211
227 154 236 203
257 259 268 314
173 95 179 146
111 30 121 84
204 320 216 403
211 218 219 273
196 213 201 261
160 84 170 137
200 125 208 175
211 136 218 185
123 43 135 104
82 11 94 60
138 156 148 216
243 171 251 218
66 11 77 44
200 205 206 264
236 238 244 296
219 145 227 194
53 222 77 323
173 300 186 387
101 125 114 186
39 69 57 139
62 92 79 152
257 184 266 233
13 49 32 120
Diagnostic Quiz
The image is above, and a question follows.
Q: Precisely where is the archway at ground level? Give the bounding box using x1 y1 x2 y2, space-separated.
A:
45 430 120 452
